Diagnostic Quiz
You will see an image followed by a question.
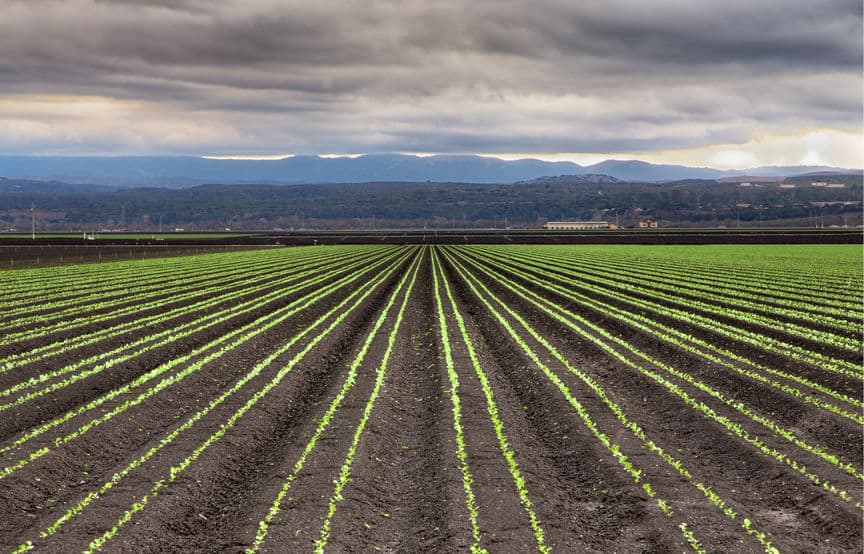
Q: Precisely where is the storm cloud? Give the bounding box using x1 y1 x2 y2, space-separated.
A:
0 0 861 164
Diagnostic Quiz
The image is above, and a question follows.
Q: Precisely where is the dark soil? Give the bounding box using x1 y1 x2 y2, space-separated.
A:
0 245 860 553
0 244 266 269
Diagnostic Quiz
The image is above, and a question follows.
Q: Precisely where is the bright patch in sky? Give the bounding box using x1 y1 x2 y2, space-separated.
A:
478 130 863 169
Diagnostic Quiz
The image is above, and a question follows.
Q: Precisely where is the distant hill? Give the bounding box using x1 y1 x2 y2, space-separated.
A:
583 160 723 181
516 174 624 185
0 154 857 186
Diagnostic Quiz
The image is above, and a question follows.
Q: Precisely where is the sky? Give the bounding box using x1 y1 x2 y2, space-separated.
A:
1 0 862 169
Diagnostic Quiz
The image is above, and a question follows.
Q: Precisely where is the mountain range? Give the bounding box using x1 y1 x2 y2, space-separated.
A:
0 154 858 188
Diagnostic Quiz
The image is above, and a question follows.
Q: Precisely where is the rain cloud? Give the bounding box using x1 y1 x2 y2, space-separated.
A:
0 0 861 163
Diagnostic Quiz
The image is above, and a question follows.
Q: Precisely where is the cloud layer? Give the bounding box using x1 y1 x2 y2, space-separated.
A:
1 0 861 165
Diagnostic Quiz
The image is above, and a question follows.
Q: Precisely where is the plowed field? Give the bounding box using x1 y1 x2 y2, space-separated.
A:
1 244 861 553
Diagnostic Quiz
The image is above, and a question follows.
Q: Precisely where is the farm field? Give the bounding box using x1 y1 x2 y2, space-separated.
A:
0 244 861 553
0 233 253 240
0 244 265 269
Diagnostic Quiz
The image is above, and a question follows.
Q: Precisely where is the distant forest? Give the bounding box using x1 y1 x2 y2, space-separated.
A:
1 174 861 231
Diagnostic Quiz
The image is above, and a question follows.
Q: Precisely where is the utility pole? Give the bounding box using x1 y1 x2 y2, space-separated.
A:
30 203 36 240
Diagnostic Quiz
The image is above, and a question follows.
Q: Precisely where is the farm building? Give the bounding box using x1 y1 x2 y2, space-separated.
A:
543 221 615 230
638 217 658 228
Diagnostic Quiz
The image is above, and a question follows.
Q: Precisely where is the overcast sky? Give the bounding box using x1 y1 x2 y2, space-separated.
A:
1 0 861 168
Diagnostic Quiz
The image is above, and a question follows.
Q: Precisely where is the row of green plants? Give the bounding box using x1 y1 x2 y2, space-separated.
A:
14 248 416 553
477 247 860 354
430 252 486 553
0 245 353 326
443 248 778 553
541 245 862 309
563 244 862 298
1 247 385 344
0 246 387 373
441 250 721 552
494 246 860 330
431 249 549 553
0 249 408 481
247 251 424 553
0 246 390 383
468 247 862 420
0 248 396 410
476 247 862 378
311 254 423 554
0 247 291 321
0 246 291 304
452 248 860 508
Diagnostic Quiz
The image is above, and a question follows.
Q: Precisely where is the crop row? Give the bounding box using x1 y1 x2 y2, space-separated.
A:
0 247 281 304
504 247 860 329
473 246 861 354
461 247 862 419
441 248 785 552
469 246 862 377
0 244 858 552
534 245 861 309
0 246 390 342
1 247 410 483
0 246 353 325
448 248 860 502
12 247 417 552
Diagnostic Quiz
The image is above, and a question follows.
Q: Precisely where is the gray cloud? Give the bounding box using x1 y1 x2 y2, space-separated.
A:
0 0 860 157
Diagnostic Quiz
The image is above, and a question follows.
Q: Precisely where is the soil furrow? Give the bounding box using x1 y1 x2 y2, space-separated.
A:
0 265 389 549
476 255 864 468
0 243 858 553
5 252 408 552
96 258 405 553
476 251 863 398
441 252 702 552
454 250 862 553
322 255 465 552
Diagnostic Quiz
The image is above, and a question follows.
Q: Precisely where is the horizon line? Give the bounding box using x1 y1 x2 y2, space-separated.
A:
0 152 858 173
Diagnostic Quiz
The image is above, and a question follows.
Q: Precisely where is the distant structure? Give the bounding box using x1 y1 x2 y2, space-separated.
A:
638 217 658 229
544 221 615 230
739 181 752 187
778 183 796 189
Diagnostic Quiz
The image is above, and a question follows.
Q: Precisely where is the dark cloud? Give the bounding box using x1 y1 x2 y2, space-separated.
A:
0 0 860 157
548 3 861 68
